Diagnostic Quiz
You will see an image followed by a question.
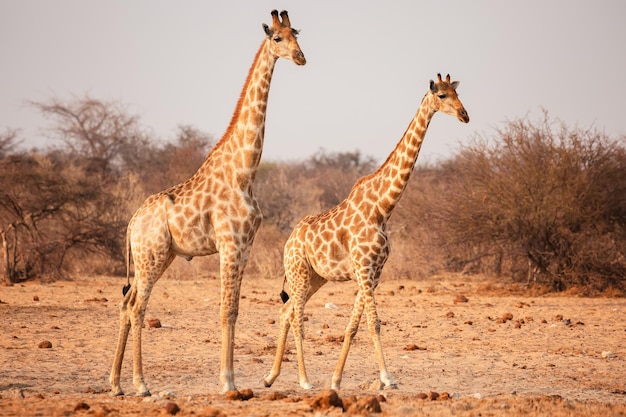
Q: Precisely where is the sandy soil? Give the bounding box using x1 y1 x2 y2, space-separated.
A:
1 273 625 416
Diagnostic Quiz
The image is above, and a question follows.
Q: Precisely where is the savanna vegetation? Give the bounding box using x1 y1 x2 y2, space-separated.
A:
1 97 625 294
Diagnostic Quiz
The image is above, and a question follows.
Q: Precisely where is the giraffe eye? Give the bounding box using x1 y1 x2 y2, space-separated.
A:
438 94 447 99
273 36 283 42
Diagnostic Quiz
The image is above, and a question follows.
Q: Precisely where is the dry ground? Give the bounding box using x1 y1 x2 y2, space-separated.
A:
1 271 625 416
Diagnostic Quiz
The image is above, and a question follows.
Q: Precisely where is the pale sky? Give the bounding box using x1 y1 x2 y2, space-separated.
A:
1 1 625 165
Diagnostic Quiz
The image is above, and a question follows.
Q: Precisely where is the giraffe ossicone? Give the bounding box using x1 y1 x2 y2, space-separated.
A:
109 9 305 396
263 73 469 391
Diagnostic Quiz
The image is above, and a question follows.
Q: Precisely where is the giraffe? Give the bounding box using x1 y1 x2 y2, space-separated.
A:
263 74 469 390
109 10 306 396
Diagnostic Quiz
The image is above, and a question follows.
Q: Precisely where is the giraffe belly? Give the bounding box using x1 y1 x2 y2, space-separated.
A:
169 220 218 257
308 250 353 282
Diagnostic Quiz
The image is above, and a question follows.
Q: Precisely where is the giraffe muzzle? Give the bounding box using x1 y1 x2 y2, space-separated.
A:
458 108 470 123
293 50 306 65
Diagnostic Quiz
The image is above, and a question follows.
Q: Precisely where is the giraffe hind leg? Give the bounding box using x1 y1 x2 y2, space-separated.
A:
263 298 293 387
264 273 326 389
109 286 135 396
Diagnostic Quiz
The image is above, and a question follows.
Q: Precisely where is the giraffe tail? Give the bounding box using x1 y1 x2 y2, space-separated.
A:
279 276 289 303
122 226 132 296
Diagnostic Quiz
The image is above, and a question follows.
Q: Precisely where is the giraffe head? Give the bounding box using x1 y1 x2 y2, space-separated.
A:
262 10 306 66
428 73 470 123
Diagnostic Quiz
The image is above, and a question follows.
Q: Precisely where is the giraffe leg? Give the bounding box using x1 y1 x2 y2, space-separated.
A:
218 253 246 393
362 281 397 389
263 298 293 387
264 273 326 389
331 290 365 390
129 281 155 396
109 287 134 396
292 274 326 389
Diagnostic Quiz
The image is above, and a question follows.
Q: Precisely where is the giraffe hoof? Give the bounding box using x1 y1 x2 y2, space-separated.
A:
110 389 124 397
384 383 398 390
136 390 151 397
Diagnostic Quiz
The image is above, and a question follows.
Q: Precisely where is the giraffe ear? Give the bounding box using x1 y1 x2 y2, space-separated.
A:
429 80 437 93
451 81 460 90
263 23 273 37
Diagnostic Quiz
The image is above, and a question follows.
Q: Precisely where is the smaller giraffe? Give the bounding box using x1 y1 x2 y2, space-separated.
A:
263 74 469 390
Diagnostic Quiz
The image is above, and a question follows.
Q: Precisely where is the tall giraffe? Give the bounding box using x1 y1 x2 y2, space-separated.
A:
109 10 306 396
263 74 469 390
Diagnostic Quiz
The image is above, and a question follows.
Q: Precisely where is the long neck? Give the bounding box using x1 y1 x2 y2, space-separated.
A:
359 93 435 220
203 39 277 183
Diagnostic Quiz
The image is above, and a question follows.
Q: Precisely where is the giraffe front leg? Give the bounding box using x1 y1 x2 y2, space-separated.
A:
331 291 365 390
263 300 293 387
218 260 245 393
363 285 397 390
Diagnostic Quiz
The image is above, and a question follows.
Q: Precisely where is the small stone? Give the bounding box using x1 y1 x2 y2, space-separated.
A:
225 390 243 401
74 402 90 411
438 392 451 400
346 395 382 414
38 340 52 349
159 390 177 399
239 388 254 400
601 351 616 359
454 295 469 304
147 318 161 328
267 319 275 324
427 391 439 400
164 401 180 415
501 313 513 322
33 295 39 302
308 389 344 411
403 344 426 351
446 311 455 318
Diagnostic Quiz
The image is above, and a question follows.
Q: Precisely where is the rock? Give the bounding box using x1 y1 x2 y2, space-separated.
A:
403 344 426 351
601 351 616 359
147 318 161 328
38 340 52 349
164 401 180 415
225 390 243 401
325 302 339 310
345 395 382 414
74 402 90 411
454 295 469 304
261 391 287 401
159 390 177 399
308 389 344 411
427 391 439 400
239 388 254 400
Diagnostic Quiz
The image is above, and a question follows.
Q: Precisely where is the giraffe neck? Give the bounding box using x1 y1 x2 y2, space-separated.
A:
199 39 278 184
358 93 436 220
